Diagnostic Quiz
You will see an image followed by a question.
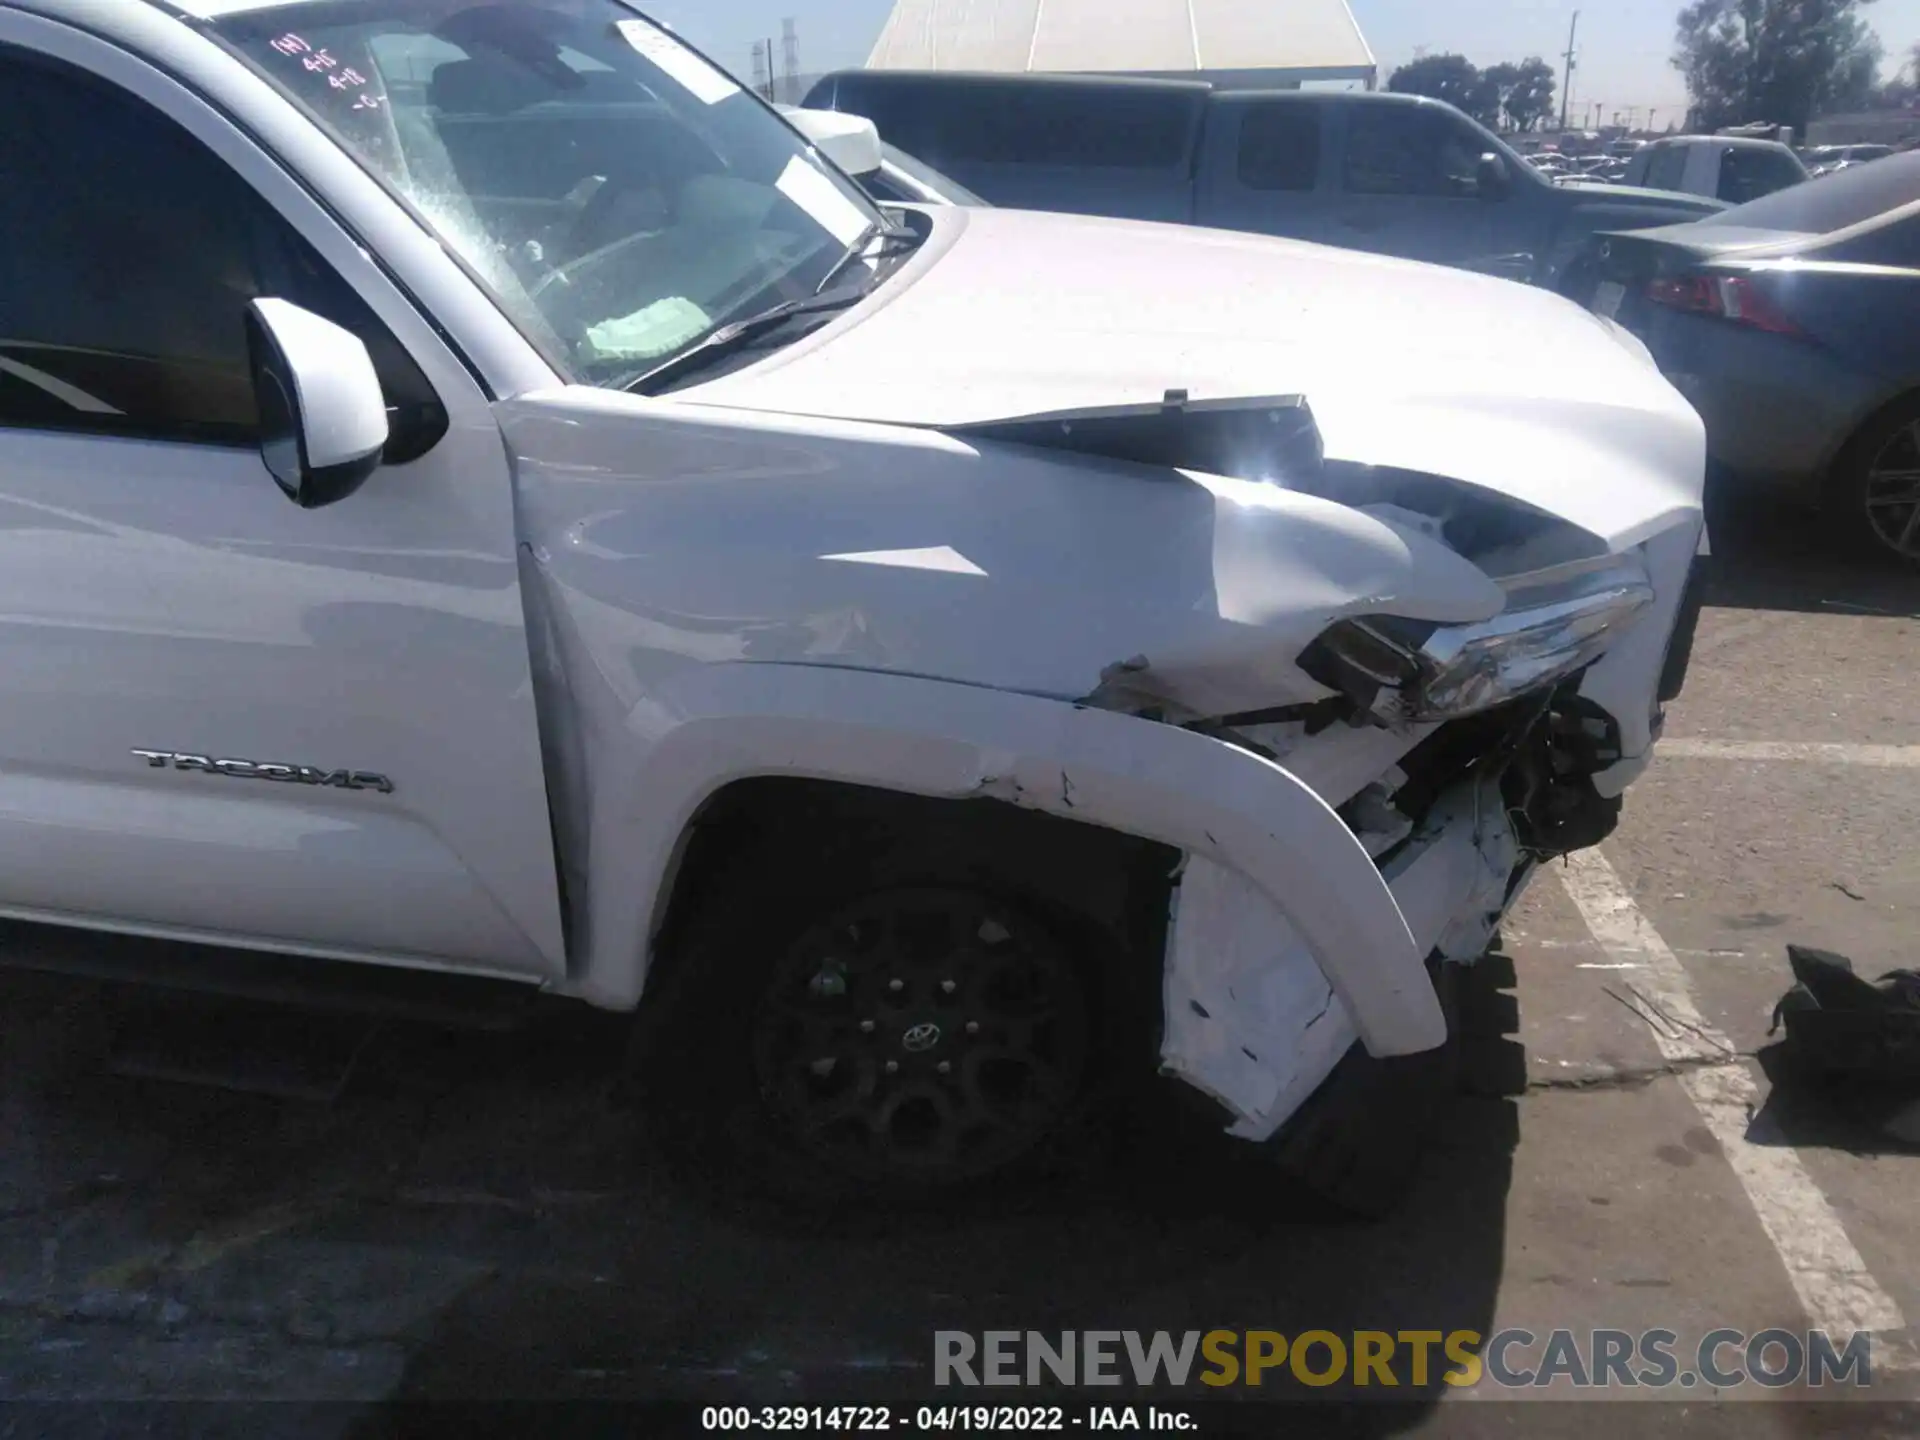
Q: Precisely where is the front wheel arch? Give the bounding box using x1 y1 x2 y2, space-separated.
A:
624 781 1178 1207
641 777 1177 1013
1820 387 1920 566
1819 385 1920 482
572 667 1445 1054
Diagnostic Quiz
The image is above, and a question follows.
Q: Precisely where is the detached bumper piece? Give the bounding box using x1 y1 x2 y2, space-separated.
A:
1768 946 1920 1150
1772 946 1920 1086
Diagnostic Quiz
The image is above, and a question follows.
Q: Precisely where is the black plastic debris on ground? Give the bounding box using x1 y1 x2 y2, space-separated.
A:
1766 945 1920 1150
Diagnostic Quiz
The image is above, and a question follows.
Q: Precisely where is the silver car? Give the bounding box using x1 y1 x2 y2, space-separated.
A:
1564 154 1920 566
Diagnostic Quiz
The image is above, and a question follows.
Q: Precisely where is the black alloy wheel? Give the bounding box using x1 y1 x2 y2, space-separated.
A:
749 887 1093 1187
1862 415 1920 564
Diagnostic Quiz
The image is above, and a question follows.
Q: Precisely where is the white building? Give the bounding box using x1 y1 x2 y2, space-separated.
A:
867 0 1377 89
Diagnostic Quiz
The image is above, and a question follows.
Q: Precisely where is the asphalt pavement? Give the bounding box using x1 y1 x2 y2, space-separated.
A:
1 498 1916 1437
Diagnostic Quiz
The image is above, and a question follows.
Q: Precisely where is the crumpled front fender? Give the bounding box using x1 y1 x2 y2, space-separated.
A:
577 663 1445 1059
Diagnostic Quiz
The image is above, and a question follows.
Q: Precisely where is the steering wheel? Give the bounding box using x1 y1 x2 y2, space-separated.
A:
563 173 672 264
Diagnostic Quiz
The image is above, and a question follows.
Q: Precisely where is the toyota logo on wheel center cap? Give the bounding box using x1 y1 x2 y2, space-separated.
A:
901 1022 942 1053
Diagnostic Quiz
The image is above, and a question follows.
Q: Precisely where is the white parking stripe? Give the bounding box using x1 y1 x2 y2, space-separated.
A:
1658 740 1920 768
1557 849 1915 1365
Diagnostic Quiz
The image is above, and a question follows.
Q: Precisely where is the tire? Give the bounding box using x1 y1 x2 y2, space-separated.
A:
623 826 1145 1218
1824 393 1920 569
1267 957 1460 1221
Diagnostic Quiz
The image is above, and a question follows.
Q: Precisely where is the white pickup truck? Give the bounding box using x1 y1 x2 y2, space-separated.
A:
0 0 1708 1212
1614 134 1812 206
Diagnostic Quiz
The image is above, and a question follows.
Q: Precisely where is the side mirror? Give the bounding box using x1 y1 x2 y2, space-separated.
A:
780 105 884 177
244 298 388 510
1476 152 1512 200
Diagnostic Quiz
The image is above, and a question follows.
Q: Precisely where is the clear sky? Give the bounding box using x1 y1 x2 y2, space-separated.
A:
645 0 1920 127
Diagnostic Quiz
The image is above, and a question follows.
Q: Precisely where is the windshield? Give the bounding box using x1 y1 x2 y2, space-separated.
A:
196 0 886 384
1697 151 1920 235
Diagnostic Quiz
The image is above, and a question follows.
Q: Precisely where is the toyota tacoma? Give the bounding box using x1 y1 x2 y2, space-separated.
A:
0 0 1707 1212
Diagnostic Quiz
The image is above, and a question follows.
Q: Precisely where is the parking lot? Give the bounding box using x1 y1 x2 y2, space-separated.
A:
1 500 1916 1435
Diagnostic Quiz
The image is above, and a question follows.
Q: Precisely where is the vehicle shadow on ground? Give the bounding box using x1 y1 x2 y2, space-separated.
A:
0 959 1526 1435
339 953 1528 1431
1700 488 1919 618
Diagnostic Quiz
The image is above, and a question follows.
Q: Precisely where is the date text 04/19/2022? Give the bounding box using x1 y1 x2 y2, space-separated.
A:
700 1406 1198 1432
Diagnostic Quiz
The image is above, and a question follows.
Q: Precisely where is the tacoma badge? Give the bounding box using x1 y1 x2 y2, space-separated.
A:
132 750 395 794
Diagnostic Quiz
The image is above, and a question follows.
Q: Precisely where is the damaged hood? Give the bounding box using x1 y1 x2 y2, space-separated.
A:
680 207 1706 549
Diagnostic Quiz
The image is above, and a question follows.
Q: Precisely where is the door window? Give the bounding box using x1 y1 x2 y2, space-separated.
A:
1341 105 1485 198
1719 147 1806 205
1644 144 1690 191
1236 103 1322 192
1700 150 1920 229
0 47 440 453
816 74 1203 173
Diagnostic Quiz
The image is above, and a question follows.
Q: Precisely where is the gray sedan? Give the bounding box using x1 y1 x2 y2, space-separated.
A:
1562 155 1920 566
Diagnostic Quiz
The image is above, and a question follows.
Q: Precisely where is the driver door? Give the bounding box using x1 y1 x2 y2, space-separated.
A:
1329 101 1506 271
0 38 565 976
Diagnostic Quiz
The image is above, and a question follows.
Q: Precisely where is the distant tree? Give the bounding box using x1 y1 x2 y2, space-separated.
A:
1464 68 1506 127
1478 61 1521 127
1503 57 1560 131
1390 53 1555 131
1881 42 1920 107
1830 29 1887 112
1674 0 1887 133
1388 53 1483 115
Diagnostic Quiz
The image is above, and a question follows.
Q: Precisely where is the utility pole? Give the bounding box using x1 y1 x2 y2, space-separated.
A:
750 39 769 98
780 17 799 103
1559 10 1579 132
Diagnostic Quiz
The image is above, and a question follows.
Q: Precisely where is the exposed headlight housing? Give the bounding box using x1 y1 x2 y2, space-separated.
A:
1301 557 1656 725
